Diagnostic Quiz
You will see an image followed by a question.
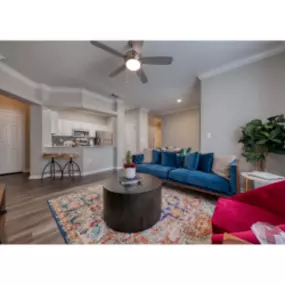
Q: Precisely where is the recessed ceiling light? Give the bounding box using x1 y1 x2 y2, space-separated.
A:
177 99 182 103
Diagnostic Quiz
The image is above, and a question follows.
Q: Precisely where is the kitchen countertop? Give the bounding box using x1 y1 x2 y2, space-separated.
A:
44 145 114 148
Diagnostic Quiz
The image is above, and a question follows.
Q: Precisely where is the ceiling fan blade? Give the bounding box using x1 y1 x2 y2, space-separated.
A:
141 56 173 65
90 41 124 58
136 68 148 84
109 65 126 77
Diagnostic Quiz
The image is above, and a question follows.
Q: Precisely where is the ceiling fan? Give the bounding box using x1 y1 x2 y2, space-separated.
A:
90 41 173 84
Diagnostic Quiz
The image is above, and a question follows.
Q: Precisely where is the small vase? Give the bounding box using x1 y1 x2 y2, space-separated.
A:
125 167 136 179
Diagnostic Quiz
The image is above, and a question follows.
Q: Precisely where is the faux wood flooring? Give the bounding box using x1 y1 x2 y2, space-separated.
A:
0 170 120 244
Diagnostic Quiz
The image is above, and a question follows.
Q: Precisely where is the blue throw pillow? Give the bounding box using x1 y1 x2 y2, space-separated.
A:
184 152 200 170
152 149 161 164
161 151 177 167
132 154 144 164
198 152 214 173
176 154 185 168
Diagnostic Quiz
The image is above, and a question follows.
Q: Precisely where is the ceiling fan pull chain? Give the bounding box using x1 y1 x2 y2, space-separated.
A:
125 69 129 84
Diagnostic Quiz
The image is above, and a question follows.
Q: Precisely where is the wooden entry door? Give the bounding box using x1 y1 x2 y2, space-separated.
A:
0 111 23 174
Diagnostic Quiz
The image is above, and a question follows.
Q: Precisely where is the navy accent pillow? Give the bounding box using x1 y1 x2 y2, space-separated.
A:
152 149 161 164
184 152 200 171
161 151 177 167
176 154 185 168
132 154 144 164
198 152 214 173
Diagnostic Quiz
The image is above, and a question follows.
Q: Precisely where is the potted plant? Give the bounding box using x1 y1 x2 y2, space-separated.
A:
239 115 285 171
124 150 136 179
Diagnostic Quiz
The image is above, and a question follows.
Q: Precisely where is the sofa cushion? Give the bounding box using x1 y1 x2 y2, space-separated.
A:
132 154 144 164
137 163 175 179
143 148 153 163
136 163 153 174
176 154 185 168
149 165 176 179
184 152 200 171
161 151 177 167
198 152 214 173
169 169 231 194
152 150 161 164
212 155 236 179
212 198 285 233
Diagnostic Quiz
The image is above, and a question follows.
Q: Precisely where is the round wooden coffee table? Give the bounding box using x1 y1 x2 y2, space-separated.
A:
103 173 162 233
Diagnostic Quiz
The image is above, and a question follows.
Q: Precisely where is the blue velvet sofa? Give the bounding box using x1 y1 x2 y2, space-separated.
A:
132 150 239 197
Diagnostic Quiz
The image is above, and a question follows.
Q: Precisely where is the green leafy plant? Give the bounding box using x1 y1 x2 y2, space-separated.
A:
239 115 285 170
124 150 136 168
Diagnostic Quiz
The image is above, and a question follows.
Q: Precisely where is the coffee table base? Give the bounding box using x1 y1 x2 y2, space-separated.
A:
103 186 162 233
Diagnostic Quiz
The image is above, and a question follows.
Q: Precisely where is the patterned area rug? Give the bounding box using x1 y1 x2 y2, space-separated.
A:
48 184 217 244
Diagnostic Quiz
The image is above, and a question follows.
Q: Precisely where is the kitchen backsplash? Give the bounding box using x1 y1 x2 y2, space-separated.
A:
51 135 94 146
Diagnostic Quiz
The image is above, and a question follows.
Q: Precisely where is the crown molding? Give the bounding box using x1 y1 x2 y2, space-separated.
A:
0 61 38 88
49 87 81 93
198 43 285 80
82 89 114 103
0 61 117 104
140 108 149 113
159 106 199 116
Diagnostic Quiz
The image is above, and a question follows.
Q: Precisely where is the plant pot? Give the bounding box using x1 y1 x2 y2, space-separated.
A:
125 167 136 179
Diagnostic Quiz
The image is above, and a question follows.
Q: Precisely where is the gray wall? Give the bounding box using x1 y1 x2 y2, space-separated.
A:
162 109 200 150
29 104 43 178
201 52 285 175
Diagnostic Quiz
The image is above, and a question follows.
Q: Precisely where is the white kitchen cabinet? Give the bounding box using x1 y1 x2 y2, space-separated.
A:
73 121 81 131
50 111 58 134
63 120 73 136
57 120 64 135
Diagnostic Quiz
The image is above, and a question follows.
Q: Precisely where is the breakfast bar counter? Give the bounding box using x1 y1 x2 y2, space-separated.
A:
43 146 115 176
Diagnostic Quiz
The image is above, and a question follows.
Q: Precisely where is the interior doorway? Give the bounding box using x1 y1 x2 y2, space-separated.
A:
125 121 137 154
0 94 30 175
148 116 162 149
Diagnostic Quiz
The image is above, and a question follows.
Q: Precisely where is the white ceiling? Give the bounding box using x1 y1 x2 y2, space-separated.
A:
0 41 282 113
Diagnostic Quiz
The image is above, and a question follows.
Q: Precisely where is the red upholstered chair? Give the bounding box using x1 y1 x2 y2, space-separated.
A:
211 180 285 244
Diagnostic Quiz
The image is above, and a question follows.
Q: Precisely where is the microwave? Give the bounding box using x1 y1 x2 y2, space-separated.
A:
95 131 113 146
72 129 90 138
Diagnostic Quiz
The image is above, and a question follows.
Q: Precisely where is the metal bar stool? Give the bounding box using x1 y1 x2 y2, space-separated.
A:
41 153 63 180
62 153 81 178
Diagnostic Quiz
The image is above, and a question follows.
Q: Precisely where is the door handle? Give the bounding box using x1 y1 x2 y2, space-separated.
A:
0 210 7 216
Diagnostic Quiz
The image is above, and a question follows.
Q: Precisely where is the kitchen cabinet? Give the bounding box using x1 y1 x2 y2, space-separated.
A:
50 111 58 134
42 109 60 147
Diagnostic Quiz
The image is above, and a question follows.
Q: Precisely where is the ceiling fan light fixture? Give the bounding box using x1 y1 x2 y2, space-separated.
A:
125 58 141 71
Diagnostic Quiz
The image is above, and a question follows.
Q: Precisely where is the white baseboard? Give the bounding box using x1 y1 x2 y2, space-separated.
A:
82 167 115 176
29 167 117 180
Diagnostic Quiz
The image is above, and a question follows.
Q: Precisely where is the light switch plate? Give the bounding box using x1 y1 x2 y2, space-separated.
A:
0 54 5 61
207 132 212 139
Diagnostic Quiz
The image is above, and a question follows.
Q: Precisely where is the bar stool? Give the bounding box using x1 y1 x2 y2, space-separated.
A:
41 153 63 180
62 153 81 178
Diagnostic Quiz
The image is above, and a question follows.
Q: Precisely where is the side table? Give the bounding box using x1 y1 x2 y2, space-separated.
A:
241 172 285 192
